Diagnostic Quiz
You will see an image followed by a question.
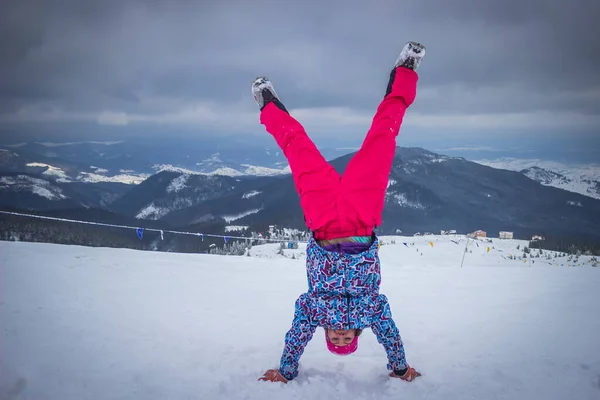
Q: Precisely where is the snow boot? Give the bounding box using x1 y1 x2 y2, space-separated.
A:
252 77 288 112
394 41 426 71
385 41 425 98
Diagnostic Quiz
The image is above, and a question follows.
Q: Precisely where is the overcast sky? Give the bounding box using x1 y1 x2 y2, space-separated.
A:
1 0 599 158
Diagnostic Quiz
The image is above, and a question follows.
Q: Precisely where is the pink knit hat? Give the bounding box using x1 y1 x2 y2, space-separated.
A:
325 331 359 356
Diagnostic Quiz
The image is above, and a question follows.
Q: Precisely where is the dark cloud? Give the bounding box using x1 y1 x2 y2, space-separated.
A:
0 0 598 143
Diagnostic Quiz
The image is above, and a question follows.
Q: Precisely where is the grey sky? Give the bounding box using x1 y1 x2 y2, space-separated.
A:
1 0 599 152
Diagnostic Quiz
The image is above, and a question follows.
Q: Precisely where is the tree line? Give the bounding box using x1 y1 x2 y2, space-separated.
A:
528 236 600 256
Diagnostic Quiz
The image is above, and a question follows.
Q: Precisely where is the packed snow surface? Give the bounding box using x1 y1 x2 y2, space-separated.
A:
1 236 599 400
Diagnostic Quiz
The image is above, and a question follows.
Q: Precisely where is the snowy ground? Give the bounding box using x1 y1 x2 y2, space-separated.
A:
1 236 599 400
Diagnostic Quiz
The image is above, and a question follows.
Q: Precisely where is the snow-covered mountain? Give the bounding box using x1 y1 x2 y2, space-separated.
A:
0 174 82 210
0 146 150 185
0 141 356 182
4 145 600 242
0 172 132 210
0 141 295 180
474 158 600 200
108 148 600 243
1 174 68 201
152 160 289 177
191 152 291 176
108 171 262 222
26 163 150 185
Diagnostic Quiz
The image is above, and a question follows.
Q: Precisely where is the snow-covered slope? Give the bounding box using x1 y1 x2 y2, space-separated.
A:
21 161 148 185
77 167 149 184
0 175 67 201
0 174 89 210
475 158 600 200
0 172 133 210
20 157 286 184
109 171 241 221
25 162 72 182
193 152 290 177
0 144 149 186
1 237 598 400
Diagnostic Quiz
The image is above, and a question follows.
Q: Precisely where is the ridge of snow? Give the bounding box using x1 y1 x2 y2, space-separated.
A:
203 165 289 177
0 175 67 200
221 207 263 223
26 162 72 183
242 190 261 199
240 164 289 176
205 167 245 177
17 163 147 185
153 163 290 178
152 164 202 175
77 171 149 185
475 158 600 200
421 151 451 162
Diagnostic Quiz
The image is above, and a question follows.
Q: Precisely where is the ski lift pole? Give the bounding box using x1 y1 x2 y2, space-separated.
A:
460 238 470 268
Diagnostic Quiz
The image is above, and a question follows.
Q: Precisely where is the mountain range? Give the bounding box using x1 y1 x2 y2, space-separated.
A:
2 141 599 199
0 145 600 244
1 142 600 243
475 158 600 200
0 140 353 181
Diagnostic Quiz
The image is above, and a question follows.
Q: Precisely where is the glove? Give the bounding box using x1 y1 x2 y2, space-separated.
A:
258 369 288 383
389 365 421 382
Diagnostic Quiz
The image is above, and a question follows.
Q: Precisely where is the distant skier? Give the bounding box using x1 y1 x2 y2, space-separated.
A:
252 41 425 383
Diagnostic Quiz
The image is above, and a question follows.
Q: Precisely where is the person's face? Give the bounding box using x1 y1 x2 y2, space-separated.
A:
327 329 356 346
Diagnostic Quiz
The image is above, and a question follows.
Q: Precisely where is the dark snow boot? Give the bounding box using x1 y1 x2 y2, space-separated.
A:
252 77 288 112
385 41 426 98
394 41 426 71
